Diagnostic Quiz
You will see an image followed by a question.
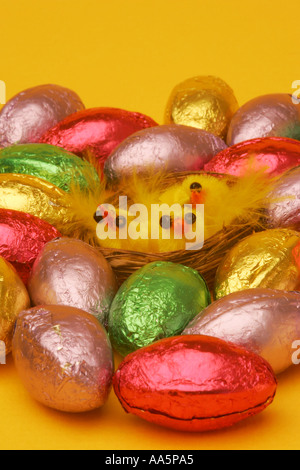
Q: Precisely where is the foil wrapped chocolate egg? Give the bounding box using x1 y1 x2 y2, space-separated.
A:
12 305 114 413
165 76 239 140
215 228 300 299
204 137 300 177
183 288 300 375
0 209 61 285
104 124 227 182
0 173 70 229
39 108 158 167
113 335 277 432
108 261 211 356
0 257 30 354
266 166 300 230
0 84 84 147
28 237 118 327
0 144 99 192
227 94 300 146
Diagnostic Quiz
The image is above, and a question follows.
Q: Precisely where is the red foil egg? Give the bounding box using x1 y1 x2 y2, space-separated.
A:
113 335 277 432
39 108 158 167
204 137 300 177
0 209 61 285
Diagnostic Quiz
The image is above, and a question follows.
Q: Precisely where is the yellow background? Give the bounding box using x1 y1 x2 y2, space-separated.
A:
1 0 300 450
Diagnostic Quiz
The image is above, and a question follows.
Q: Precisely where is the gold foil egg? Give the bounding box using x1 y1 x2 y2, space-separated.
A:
0 257 30 355
12 305 114 413
0 173 70 229
215 229 300 299
165 76 239 139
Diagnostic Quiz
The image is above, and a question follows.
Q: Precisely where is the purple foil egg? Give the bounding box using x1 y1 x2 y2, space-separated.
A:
0 84 85 147
227 94 300 146
104 124 227 182
267 166 300 230
183 288 300 375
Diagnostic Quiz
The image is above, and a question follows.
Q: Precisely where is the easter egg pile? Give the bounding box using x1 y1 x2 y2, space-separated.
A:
1 77 300 433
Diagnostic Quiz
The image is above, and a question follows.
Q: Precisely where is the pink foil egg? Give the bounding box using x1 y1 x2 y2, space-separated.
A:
227 94 300 146
104 124 227 182
0 84 85 147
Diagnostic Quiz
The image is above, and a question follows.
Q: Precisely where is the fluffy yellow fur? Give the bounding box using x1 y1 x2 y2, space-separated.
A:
59 167 276 253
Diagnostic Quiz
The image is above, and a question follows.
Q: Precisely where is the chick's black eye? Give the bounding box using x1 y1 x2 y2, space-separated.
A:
94 212 105 223
160 215 173 229
190 182 202 191
116 216 127 228
185 213 197 225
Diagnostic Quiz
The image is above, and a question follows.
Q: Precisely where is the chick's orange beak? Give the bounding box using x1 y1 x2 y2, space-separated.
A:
191 190 206 205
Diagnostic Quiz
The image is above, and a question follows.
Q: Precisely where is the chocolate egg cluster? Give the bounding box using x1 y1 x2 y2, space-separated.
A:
1 78 300 434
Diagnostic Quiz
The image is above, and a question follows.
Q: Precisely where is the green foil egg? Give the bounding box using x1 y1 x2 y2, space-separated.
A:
0 143 99 192
108 261 211 356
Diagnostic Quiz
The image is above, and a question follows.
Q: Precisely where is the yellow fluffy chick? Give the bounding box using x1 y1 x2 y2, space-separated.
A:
62 167 274 253
159 172 273 243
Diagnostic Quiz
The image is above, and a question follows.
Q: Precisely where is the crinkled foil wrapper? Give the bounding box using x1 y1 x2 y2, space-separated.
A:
0 173 70 228
28 237 118 327
215 229 300 299
205 137 300 177
108 261 211 356
227 94 300 146
184 288 300 374
266 166 300 230
0 84 84 147
0 257 30 354
0 143 99 192
12 305 114 413
39 107 158 166
104 124 227 182
0 208 61 285
113 335 277 432
165 76 239 140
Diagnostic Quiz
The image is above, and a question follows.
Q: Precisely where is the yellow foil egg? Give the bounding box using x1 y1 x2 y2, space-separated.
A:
165 76 239 139
0 173 70 230
215 229 300 299
0 257 30 355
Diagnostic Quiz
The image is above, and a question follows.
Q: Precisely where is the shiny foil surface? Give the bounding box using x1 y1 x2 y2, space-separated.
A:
266 166 300 230
28 238 118 327
215 229 300 299
165 76 239 139
0 257 30 354
104 124 227 182
0 84 84 147
12 305 114 413
0 173 70 229
0 144 99 192
113 335 277 432
108 261 211 356
204 137 300 177
183 289 300 374
227 94 300 146
39 107 158 166
0 209 61 285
